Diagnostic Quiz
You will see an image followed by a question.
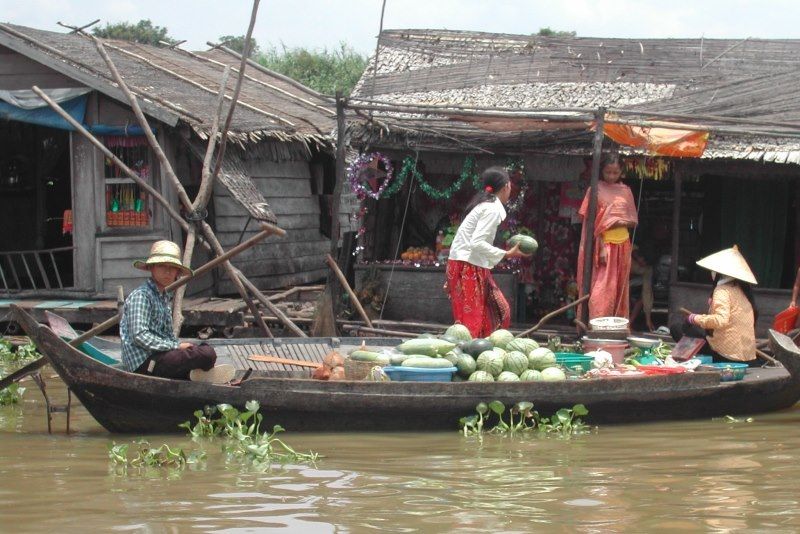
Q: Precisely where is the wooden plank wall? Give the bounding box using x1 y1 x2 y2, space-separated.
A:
213 159 330 293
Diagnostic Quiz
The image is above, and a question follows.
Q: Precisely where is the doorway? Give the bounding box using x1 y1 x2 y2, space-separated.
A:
0 121 73 291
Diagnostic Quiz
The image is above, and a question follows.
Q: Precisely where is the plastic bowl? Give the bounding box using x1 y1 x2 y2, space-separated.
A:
382 365 457 382
582 337 629 364
695 355 713 365
589 316 630 331
704 362 748 382
555 353 594 373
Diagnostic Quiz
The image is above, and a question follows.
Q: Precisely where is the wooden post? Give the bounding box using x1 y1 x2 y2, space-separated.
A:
670 168 682 285
326 253 373 327
580 107 606 323
331 91 346 255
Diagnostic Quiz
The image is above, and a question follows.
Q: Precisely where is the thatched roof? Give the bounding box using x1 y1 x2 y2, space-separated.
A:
350 29 800 161
0 23 335 146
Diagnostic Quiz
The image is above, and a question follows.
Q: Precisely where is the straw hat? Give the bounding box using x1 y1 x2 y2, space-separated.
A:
133 240 192 275
695 245 757 285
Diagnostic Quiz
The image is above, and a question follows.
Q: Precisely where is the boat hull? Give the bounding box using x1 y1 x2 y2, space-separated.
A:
12 305 800 433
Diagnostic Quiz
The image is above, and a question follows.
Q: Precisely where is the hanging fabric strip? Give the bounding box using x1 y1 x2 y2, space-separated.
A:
601 116 709 158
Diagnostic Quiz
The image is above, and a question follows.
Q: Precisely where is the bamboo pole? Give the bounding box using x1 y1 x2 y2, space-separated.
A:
580 108 606 323
516 294 589 338
90 26 291 339
325 254 373 328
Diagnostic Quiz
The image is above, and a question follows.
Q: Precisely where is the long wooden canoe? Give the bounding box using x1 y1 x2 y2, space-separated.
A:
11 304 800 433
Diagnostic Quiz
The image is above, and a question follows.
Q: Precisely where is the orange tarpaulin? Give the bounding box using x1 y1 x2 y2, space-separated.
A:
602 119 709 158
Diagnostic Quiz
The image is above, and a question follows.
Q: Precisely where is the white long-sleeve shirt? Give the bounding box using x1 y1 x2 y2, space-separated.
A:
448 198 507 269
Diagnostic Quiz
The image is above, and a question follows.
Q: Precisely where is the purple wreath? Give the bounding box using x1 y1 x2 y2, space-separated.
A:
347 152 394 200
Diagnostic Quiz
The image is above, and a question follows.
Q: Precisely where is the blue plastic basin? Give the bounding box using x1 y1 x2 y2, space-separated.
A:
382 365 457 382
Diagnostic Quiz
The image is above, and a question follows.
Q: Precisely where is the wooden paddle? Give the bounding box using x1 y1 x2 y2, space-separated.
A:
248 354 321 368
0 227 277 391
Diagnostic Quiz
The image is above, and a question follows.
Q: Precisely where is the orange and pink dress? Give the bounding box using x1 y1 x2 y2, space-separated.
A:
576 181 638 319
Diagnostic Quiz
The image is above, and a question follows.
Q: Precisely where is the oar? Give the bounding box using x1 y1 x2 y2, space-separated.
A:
516 294 589 338
248 354 321 368
0 226 278 390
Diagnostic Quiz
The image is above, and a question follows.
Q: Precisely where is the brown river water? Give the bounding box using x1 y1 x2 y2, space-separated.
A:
2 376 800 533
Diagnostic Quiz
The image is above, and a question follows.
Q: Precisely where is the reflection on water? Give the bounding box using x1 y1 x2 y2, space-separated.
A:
2 376 800 532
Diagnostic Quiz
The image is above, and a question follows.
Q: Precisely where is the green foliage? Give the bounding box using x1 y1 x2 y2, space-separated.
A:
217 35 260 57
460 401 590 438
0 338 38 404
108 439 205 469
256 43 367 95
181 400 318 467
537 27 577 38
0 383 25 405
92 19 177 46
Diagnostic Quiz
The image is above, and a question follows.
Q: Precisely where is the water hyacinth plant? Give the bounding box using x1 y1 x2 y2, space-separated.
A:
0 338 38 405
460 401 590 438
181 400 319 466
108 439 206 469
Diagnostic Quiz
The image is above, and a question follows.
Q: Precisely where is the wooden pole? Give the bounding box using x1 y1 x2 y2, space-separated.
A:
580 107 606 323
670 169 682 286
326 254 373 328
517 294 589 338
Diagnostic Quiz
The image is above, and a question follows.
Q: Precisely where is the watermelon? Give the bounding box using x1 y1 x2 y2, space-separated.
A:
497 371 521 382
456 354 477 377
503 351 529 376
520 369 542 381
468 370 495 382
541 367 567 381
443 349 461 365
444 323 472 343
476 350 504 377
488 329 515 349
528 347 556 371
506 338 539 354
508 234 539 255
465 338 494 357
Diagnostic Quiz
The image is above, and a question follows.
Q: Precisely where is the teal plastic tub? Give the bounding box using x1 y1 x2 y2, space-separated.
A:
706 362 748 382
555 353 594 373
382 365 457 382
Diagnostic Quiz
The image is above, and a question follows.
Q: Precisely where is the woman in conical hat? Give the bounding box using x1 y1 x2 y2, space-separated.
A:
676 245 759 365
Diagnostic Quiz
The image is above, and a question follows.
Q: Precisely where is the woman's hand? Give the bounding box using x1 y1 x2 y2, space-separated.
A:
598 244 608 265
179 342 194 350
505 243 531 259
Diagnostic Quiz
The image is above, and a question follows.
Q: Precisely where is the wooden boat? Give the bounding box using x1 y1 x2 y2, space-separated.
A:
11 304 800 434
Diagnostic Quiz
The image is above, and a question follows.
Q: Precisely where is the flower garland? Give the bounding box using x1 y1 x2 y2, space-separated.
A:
346 152 395 200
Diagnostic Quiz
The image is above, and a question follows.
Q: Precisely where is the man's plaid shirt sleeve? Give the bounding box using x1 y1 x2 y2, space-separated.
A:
126 291 180 353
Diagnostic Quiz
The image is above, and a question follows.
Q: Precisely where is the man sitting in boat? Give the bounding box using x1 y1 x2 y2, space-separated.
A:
120 240 235 384
672 246 759 366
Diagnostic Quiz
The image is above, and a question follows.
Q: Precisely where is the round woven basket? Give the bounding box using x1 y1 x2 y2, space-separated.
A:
344 358 377 381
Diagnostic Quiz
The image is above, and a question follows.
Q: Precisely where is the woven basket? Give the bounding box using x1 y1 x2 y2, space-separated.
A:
344 358 377 381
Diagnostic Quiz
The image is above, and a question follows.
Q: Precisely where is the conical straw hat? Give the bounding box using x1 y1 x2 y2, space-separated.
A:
133 240 192 276
695 245 757 285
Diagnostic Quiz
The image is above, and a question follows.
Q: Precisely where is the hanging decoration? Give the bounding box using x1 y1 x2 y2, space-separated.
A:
347 152 395 200
623 156 670 180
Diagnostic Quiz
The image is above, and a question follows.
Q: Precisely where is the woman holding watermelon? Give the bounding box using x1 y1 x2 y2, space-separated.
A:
445 167 530 337
576 156 639 320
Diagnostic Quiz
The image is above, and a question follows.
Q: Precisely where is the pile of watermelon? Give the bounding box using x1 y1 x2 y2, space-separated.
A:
439 326 567 382
372 324 568 382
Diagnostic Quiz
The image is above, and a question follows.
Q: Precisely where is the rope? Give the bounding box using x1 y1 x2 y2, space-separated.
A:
379 148 419 321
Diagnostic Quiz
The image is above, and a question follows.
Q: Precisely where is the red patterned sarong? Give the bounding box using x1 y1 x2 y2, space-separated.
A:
446 260 511 338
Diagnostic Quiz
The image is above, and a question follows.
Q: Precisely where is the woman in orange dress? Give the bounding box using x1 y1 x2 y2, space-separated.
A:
576 157 639 320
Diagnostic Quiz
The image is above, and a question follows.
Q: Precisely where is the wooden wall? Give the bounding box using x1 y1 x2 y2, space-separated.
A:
213 159 331 293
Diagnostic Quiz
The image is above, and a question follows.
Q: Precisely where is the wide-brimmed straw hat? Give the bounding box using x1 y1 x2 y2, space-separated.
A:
133 240 192 276
696 245 757 285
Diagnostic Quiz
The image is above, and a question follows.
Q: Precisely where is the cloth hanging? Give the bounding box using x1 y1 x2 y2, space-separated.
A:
603 120 709 158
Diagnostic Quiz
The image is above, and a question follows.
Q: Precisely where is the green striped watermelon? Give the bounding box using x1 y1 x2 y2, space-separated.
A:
503 351 529 376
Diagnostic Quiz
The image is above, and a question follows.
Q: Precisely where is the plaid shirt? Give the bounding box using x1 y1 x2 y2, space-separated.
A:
120 278 179 372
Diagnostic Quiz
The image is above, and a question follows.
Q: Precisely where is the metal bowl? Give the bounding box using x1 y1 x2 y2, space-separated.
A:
627 336 661 349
